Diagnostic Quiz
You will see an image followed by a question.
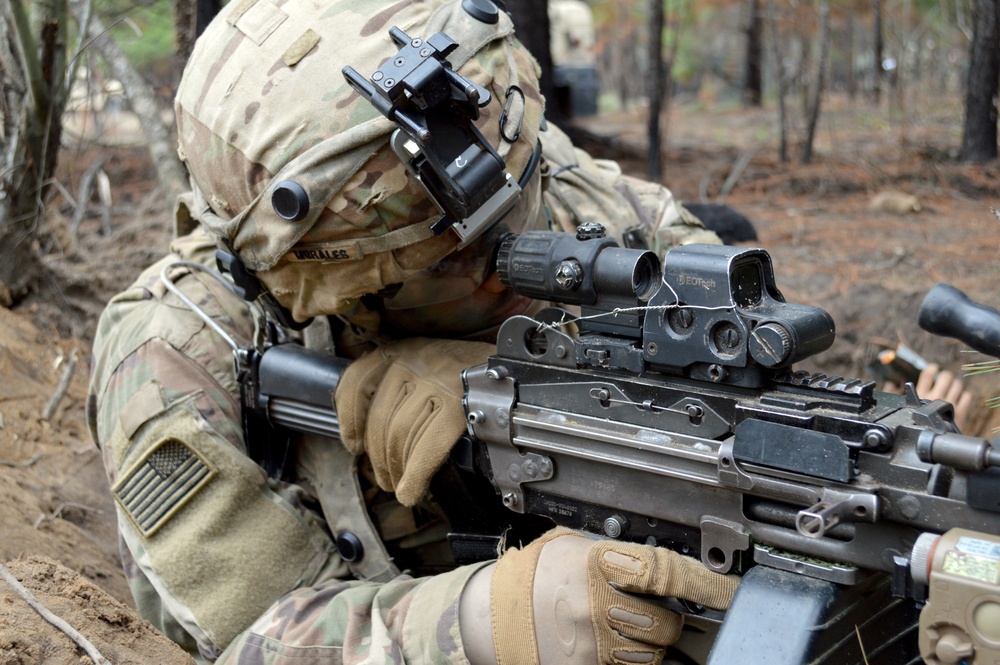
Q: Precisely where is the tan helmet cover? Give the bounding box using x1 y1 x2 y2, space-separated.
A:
176 0 545 321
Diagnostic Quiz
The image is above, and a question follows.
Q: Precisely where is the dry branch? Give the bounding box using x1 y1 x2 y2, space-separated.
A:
70 157 108 239
95 168 112 235
43 349 77 420
73 5 187 199
0 561 109 664
717 147 759 203
34 501 102 529
0 453 42 468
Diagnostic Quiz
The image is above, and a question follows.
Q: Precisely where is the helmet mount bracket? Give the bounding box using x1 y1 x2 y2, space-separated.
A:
343 26 522 249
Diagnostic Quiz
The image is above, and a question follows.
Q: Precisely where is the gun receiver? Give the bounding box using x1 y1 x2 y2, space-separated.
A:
462 229 1000 664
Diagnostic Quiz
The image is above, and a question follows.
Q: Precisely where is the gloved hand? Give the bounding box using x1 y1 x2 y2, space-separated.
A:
459 527 739 665
334 337 493 506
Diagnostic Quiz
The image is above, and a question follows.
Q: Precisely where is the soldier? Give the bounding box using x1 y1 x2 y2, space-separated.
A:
87 1 733 663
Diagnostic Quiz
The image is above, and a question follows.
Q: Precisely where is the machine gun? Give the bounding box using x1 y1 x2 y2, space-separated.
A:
202 226 1000 664
452 227 1000 665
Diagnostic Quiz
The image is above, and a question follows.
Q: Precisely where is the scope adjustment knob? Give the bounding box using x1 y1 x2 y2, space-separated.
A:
576 222 606 241
554 259 584 290
749 322 793 367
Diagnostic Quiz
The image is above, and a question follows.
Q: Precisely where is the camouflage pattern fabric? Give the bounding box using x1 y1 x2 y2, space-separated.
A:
88 228 346 658
88 191 713 661
88 227 499 662
217 560 491 664
539 123 721 253
175 0 546 322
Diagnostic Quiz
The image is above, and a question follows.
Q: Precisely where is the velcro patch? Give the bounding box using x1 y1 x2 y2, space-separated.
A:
234 0 287 46
287 244 362 262
282 29 320 67
113 438 216 537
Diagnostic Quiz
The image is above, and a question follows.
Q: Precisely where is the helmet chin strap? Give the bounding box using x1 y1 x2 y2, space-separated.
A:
215 239 311 331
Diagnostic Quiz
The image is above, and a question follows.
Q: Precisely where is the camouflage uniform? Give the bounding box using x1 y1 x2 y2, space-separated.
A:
88 0 721 662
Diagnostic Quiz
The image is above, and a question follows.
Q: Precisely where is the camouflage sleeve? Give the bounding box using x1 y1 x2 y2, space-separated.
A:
89 229 501 663
218 561 490 664
88 229 342 659
611 174 724 254
538 123 721 253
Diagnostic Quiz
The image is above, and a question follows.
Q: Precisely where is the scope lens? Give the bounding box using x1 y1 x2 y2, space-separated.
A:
632 254 659 301
731 260 763 308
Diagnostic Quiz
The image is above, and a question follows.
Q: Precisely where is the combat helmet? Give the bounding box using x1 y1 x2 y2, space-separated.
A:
175 0 546 324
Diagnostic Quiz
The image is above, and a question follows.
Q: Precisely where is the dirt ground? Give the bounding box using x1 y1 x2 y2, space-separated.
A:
1 94 998 662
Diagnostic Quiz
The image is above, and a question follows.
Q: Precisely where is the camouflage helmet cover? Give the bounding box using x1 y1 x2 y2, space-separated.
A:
175 0 545 320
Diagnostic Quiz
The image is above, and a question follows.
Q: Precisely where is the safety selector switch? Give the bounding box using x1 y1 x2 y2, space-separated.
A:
912 529 1000 664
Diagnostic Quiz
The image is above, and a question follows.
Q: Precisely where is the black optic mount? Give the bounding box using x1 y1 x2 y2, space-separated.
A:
343 27 521 248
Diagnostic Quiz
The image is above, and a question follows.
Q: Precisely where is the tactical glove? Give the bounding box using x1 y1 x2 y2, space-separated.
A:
335 337 493 506
460 527 739 665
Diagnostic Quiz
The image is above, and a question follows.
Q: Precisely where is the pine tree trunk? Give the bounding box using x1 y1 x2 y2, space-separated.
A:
767 0 789 162
173 0 221 87
744 0 763 106
872 0 883 103
173 0 196 87
960 0 1000 162
647 0 664 180
846 16 856 99
801 0 830 164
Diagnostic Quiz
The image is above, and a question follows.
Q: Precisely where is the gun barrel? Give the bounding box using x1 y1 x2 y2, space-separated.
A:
257 344 347 438
916 429 1000 471
267 397 341 439
918 283 1000 358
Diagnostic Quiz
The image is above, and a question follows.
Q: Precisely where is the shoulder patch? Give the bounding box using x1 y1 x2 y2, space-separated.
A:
113 438 217 537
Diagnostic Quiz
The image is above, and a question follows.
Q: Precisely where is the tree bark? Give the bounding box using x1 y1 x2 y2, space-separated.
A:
744 0 763 106
767 0 789 162
801 0 830 163
173 0 221 86
647 0 665 180
846 15 856 99
173 0 196 87
504 0 562 125
872 0 883 103
960 0 1000 162
0 0 68 305
76 8 187 199
614 4 628 109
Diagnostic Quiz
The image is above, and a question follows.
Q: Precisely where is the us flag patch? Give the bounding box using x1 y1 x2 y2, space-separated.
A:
113 438 216 537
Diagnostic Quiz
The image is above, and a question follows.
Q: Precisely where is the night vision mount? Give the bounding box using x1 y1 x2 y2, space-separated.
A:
343 26 522 248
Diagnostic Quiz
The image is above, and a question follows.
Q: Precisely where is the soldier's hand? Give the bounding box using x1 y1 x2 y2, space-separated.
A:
459 527 739 665
335 337 493 506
